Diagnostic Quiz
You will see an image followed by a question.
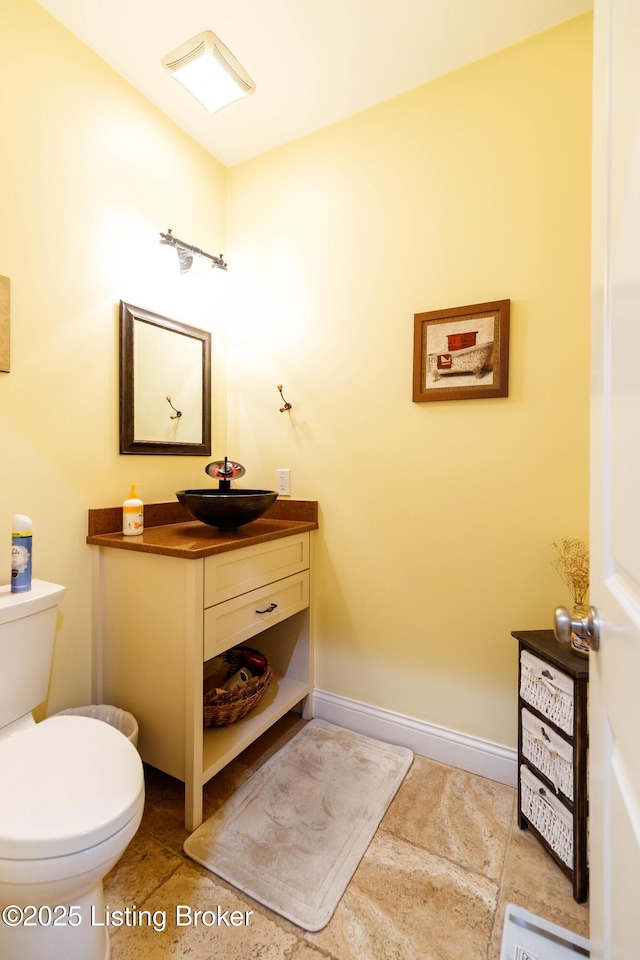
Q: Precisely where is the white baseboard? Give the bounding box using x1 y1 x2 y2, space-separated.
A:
312 689 517 787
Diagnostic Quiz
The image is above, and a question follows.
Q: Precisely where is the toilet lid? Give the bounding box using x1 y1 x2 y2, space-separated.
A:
0 715 144 860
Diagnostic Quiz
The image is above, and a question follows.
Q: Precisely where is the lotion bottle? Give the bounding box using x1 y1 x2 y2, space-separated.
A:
11 514 33 592
123 484 144 536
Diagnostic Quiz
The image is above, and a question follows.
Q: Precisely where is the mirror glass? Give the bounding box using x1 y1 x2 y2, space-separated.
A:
119 301 211 456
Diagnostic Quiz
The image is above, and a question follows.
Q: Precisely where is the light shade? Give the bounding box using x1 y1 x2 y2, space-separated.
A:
162 31 255 114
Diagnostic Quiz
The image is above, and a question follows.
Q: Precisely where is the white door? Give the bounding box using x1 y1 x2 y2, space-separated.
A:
589 1 640 957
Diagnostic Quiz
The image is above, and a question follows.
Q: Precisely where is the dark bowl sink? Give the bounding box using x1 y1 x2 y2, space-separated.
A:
176 489 278 531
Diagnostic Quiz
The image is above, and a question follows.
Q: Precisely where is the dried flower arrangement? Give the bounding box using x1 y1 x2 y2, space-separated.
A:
552 538 589 605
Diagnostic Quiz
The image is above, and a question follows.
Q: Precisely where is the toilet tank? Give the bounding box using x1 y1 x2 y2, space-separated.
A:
0 580 65 728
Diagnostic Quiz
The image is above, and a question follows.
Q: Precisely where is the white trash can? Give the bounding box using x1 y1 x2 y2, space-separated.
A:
53 704 139 747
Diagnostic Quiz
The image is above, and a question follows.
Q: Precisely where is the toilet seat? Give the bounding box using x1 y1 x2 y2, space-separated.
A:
0 715 144 860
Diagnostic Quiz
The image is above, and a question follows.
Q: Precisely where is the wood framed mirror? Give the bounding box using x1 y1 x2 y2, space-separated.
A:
119 301 211 456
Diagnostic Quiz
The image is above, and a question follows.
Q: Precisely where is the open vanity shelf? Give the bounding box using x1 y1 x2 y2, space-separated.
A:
201 669 308 782
88 500 318 830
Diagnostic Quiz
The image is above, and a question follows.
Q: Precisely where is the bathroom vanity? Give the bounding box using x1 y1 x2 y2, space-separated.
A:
87 499 317 830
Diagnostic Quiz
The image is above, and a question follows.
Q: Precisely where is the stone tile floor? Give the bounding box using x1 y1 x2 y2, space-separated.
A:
105 715 588 959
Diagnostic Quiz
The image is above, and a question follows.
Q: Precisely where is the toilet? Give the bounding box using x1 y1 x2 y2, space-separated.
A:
0 580 145 960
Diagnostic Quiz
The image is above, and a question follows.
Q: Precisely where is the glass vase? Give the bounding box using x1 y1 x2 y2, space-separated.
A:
571 603 591 657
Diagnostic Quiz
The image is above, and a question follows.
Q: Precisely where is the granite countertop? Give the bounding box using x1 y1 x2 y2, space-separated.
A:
86 499 318 559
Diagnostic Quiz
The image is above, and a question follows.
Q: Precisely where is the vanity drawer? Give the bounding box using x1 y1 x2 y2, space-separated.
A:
520 765 573 869
520 649 574 735
204 533 309 607
521 707 574 801
204 571 309 660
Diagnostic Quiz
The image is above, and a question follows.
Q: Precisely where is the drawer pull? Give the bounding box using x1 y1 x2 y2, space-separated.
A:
256 602 278 614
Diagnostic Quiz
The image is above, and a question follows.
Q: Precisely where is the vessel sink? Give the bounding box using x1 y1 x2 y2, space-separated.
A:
176 489 278 531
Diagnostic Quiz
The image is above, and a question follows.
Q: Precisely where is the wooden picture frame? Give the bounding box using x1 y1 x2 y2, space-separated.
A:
413 299 510 402
0 275 9 373
119 301 211 455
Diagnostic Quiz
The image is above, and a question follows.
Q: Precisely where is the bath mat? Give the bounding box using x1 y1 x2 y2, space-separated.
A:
184 718 413 931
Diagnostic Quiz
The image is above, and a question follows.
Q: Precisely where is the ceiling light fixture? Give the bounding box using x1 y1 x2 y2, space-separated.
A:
159 229 228 274
162 30 255 114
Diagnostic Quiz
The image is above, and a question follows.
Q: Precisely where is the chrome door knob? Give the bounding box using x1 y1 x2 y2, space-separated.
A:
554 605 600 652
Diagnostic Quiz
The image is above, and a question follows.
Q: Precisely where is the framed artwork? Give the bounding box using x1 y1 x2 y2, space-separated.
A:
0 275 9 373
413 299 510 402
119 301 211 455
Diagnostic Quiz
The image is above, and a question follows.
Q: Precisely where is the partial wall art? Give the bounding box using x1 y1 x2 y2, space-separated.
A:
0 275 9 373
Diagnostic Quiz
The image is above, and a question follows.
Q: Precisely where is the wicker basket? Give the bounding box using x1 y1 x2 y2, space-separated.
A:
203 646 273 728
521 708 574 801
520 765 573 868
520 650 574 735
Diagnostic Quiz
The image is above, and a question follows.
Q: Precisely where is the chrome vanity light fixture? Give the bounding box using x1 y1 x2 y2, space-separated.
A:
159 229 228 274
162 30 255 114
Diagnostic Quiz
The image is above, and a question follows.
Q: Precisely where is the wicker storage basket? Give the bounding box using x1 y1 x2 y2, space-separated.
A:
521 708 574 801
203 646 273 728
520 650 574 735
520 765 573 868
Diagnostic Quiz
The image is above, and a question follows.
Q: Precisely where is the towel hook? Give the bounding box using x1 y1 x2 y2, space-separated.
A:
166 396 182 420
277 384 292 412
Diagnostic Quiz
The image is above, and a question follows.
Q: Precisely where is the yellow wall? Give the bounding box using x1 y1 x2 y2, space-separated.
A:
0 1 591 752
0 0 228 713
227 14 592 746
